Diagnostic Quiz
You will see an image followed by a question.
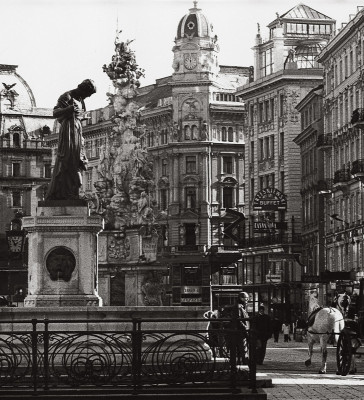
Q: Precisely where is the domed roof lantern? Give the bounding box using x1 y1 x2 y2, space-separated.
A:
177 1 213 39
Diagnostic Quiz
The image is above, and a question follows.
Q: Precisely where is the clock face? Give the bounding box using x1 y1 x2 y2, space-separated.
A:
8 236 23 252
184 54 197 70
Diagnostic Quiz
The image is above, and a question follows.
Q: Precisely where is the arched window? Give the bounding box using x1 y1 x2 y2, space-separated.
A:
13 132 20 148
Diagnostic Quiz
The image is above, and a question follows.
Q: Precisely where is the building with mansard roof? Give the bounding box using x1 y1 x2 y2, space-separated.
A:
235 4 335 320
0 64 54 302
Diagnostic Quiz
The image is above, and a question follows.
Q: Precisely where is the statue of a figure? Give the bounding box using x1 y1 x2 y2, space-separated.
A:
46 79 96 200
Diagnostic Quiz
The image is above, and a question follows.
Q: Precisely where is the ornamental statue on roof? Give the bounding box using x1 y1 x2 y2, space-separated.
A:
95 30 156 233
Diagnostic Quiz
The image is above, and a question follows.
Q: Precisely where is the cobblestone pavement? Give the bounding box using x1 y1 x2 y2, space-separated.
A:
258 337 364 399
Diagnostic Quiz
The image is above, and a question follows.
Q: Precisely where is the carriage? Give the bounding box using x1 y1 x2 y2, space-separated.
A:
336 280 364 376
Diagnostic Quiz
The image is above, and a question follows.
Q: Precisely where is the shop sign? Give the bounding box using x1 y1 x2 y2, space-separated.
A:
265 274 281 283
253 188 287 211
181 286 201 294
181 297 202 303
254 221 288 233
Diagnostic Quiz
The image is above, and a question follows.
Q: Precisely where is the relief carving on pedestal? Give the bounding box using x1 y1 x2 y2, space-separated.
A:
46 247 76 282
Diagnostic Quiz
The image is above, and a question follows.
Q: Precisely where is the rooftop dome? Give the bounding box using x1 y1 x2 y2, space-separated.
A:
0 64 36 110
177 1 213 39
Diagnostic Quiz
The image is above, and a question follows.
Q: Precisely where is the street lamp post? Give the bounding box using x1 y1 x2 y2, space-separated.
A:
5 211 26 305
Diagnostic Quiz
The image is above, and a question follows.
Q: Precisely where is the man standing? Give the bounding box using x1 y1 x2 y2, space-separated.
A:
252 305 272 365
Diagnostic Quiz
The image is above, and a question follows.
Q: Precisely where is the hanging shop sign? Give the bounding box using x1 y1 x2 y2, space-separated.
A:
253 188 287 211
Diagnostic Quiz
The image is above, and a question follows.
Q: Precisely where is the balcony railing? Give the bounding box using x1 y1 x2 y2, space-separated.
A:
351 108 364 126
351 159 364 179
333 168 351 184
316 133 332 148
317 179 333 192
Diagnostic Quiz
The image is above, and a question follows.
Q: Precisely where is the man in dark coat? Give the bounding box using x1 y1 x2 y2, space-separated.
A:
252 305 272 365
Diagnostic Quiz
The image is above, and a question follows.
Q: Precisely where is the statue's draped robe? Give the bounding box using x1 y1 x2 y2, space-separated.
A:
46 92 87 200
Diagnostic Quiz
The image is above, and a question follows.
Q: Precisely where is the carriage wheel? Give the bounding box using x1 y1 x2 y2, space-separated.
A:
336 329 352 376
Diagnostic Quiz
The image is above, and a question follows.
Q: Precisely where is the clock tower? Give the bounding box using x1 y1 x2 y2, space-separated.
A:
172 1 220 80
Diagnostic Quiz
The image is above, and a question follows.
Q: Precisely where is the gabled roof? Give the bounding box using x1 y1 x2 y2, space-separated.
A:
280 4 332 21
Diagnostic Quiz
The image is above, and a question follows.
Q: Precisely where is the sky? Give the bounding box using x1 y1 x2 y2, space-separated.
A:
1 0 363 111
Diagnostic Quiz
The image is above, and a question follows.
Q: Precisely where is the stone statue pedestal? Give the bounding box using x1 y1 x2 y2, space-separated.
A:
22 200 104 307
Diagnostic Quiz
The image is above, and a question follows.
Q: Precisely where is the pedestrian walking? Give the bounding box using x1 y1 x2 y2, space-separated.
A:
252 305 272 364
282 321 291 342
272 317 281 343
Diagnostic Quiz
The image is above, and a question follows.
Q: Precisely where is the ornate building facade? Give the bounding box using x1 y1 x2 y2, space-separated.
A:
316 6 364 302
0 64 54 302
235 4 336 320
136 4 252 309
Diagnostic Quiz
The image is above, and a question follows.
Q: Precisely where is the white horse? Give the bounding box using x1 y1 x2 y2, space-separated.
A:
305 291 345 374
335 292 351 318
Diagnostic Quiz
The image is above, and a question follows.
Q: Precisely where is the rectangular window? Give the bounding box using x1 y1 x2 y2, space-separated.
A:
270 98 274 120
86 141 92 159
264 137 269 159
95 139 100 157
259 176 264 190
279 132 284 155
12 191 21 207
12 162 20 177
279 94 284 117
250 141 255 163
185 224 197 246
186 156 196 174
160 189 168 210
223 187 233 209
162 158 168 176
270 136 275 158
44 164 52 178
259 138 264 160
264 100 269 121
258 103 264 123
86 169 92 191
249 104 254 124
223 156 233 174
186 187 197 209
